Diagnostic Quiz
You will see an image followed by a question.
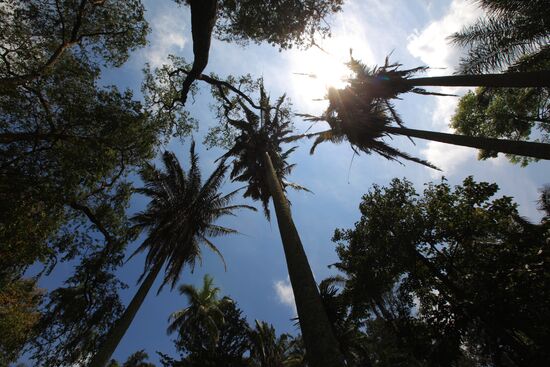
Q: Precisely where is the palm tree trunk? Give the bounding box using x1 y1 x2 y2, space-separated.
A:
407 71 550 88
262 151 346 367
384 126 550 160
89 261 163 367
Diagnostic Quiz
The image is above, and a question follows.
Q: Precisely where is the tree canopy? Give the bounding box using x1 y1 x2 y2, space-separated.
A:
0 0 148 85
332 177 550 366
452 85 550 165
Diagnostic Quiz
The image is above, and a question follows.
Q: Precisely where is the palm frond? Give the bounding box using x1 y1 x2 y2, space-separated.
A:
298 56 443 169
283 181 313 193
130 142 247 292
220 82 306 219
199 236 227 271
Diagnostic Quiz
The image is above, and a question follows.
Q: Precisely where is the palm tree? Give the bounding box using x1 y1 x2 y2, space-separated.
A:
167 274 232 347
218 85 346 367
89 143 254 367
344 57 550 98
249 320 297 367
318 279 371 366
300 58 550 164
449 0 549 74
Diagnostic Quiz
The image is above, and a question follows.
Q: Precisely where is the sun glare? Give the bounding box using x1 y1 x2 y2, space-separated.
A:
293 48 350 97
290 36 369 104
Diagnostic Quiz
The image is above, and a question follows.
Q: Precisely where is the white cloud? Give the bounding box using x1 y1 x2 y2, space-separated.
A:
407 0 481 75
420 87 476 176
143 8 187 67
406 0 483 175
274 278 297 314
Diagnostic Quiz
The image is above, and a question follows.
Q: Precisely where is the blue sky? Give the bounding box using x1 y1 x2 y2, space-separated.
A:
30 0 550 364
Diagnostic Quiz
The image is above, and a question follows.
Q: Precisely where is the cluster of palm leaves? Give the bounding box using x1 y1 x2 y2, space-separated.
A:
300 56 439 169
217 84 309 218
132 143 255 290
167 274 232 346
450 0 550 73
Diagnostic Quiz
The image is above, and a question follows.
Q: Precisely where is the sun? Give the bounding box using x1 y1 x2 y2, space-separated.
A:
289 34 372 105
291 47 351 99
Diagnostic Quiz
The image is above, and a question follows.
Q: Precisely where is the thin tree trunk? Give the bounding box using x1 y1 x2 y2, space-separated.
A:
385 126 550 160
262 151 346 367
89 261 163 367
407 71 550 88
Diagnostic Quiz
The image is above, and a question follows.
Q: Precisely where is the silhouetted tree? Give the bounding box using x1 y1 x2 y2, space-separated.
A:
332 177 550 366
167 279 250 367
217 82 346 367
89 145 254 367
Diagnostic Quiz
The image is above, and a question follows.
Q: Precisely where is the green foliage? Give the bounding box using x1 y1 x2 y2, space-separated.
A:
0 279 42 366
0 1 158 364
173 0 344 50
317 279 369 366
141 55 199 140
203 74 262 150
0 55 152 281
0 0 154 287
451 86 550 165
332 177 550 366
450 0 549 73
160 278 306 367
29 252 127 366
167 275 231 345
248 320 294 367
108 350 157 367
0 0 148 84
122 350 157 367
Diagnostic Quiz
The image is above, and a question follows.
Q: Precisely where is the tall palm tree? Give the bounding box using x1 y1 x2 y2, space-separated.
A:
218 85 346 367
89 143 254 367
167 274 232 347
300 58 550 164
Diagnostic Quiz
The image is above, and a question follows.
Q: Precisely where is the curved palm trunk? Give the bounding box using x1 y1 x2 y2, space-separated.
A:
89 261 163 367
385 126 550 160
262 152 346 367
179 0 218 104
407 70 550 88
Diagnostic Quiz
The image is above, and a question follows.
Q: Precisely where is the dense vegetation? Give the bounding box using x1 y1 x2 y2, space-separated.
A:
1 0 548 366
